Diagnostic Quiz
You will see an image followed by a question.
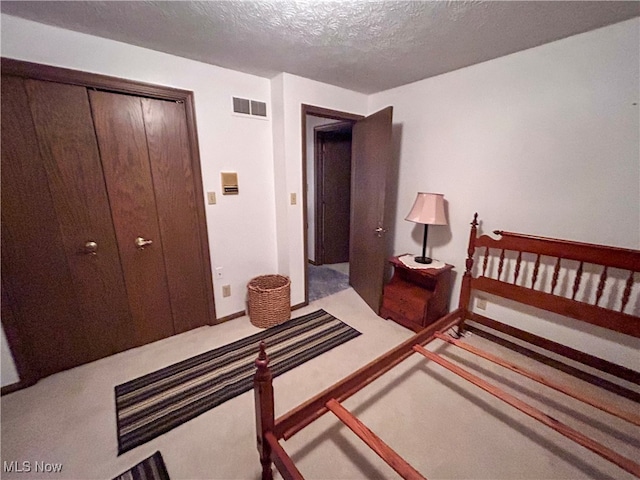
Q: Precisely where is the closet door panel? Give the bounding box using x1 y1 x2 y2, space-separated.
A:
25 80 135 358
1 77 88 378
142 98 211 333
89 90 174 346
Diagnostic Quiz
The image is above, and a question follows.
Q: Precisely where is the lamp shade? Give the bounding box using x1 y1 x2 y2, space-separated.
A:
405 193 447 225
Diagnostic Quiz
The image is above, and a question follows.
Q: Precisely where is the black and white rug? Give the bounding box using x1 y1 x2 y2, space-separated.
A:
308 264 350 302
115 309 360 454
113 451 170 480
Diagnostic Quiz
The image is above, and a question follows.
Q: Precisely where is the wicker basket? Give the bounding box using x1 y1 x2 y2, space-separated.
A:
247 274 291 328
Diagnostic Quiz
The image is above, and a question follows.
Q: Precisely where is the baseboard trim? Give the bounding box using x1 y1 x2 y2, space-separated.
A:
291 301 307 311
214 301 308 325
1 378 36 396
214 310 246 324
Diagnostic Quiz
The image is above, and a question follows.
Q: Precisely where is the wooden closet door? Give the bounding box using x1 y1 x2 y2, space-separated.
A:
2 77 134 378
2 77 84 379
89 90 175 346
141 98 211 333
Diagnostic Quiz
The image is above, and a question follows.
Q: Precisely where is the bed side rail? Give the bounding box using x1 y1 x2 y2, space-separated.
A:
253 310 463 480
273 309 463 440
326 399 427 480
414 344 640 478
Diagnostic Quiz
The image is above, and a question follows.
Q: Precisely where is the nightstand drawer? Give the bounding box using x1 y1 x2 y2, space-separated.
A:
381 283 431 323
381 298 422 323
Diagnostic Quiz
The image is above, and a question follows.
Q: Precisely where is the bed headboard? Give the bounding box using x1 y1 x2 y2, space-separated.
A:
460 214 640 338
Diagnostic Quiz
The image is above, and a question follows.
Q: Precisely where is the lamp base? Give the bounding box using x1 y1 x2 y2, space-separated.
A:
414 256 433 265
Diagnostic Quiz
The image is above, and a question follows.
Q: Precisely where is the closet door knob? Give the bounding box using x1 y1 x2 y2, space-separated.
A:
135 237 153 249
83 241 98 255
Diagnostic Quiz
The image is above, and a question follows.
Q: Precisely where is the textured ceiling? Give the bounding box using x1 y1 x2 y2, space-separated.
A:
2 1 639 94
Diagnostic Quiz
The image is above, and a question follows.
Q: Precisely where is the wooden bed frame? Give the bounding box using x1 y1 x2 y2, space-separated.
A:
253 214 640 479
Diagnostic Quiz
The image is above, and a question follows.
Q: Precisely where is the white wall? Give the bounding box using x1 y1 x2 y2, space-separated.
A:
2 14 637 384
1 14 279 385
369 18 640 368
271 73 368 305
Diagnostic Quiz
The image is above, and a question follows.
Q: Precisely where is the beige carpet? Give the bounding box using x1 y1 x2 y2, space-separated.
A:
1 288 638 479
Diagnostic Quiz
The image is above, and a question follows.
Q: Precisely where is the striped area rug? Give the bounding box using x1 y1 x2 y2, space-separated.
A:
113 451 169 480
115 309 361 454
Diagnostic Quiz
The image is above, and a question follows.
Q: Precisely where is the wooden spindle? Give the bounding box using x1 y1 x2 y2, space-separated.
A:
254 341 274 480
595 266 608 307
572 262 584 300
513 251 522 284
497 249 505 281
482 247 489 277
551 257 561 295
531 254 541 289
620 270 635 314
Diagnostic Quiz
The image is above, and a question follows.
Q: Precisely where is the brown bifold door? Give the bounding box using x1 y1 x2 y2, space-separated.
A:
2 66 214 383
1 78 134 378
349 107 395 313
89 90 175 346
140 97 211 334
89 91 211 344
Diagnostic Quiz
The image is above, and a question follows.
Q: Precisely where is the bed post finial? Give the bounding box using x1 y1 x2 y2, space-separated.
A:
256 341 269 372
458 213 479 334
466 213 478 276
254 341 274 480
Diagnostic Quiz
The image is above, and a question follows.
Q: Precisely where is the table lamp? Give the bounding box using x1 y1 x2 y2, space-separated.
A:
405 192 447 264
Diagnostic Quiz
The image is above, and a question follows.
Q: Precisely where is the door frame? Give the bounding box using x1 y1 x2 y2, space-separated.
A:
1 58 217 390
301 104 363 306
314 122 353 265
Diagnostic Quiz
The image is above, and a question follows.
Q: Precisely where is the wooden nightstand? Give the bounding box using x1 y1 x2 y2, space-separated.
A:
379 255 454 332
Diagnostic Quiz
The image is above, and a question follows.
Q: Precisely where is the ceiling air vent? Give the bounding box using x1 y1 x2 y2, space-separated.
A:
232 97 268 119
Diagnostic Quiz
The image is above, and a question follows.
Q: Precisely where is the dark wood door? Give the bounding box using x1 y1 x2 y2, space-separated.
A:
349 107 394 313
89 90 175 346
2 64 215 383
317 128 352 264
1 78 134 378
141 97 211 333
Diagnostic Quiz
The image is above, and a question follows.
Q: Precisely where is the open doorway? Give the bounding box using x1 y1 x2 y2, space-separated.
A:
301 105 362 304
